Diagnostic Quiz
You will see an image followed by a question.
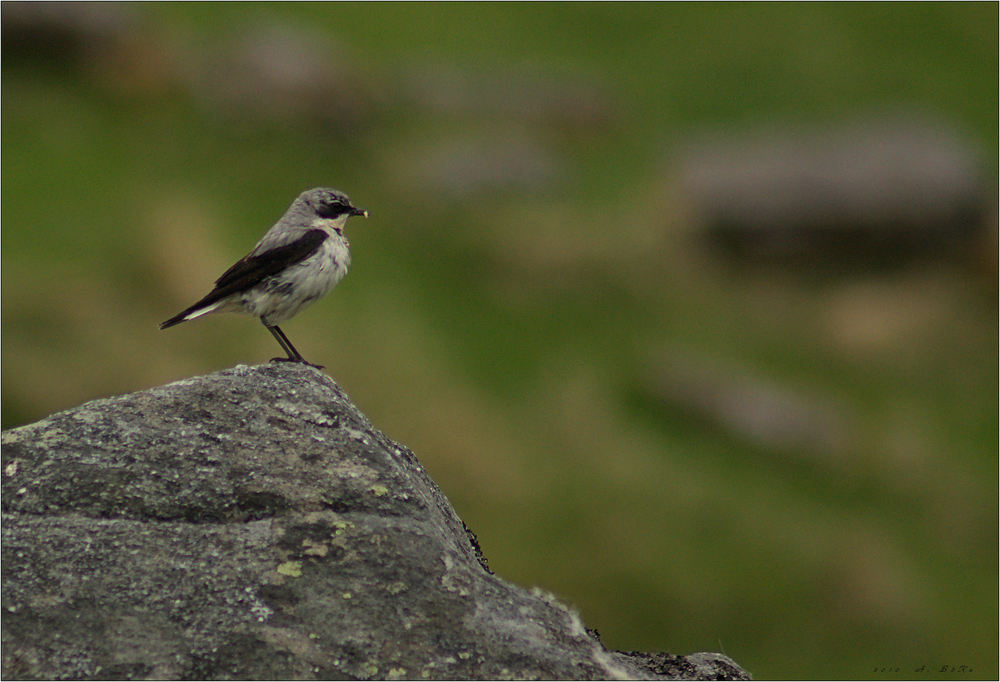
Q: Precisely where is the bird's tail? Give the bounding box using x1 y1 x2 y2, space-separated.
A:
159 301 223 330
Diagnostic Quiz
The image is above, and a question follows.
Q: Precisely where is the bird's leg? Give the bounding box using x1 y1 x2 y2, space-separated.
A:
266 324 302 361
264 323 323 369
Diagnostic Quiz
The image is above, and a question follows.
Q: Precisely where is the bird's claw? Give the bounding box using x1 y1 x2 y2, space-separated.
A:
269 357 324 370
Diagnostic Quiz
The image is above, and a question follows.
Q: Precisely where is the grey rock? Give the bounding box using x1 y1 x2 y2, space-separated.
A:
411 132 567 198
1 1 137 64
642 351 853 463
185 23 375 129
1 364 749 680
401 63 615 130
674 112 989 265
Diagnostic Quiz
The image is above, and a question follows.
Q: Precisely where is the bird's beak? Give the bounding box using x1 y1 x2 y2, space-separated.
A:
350 207 368 218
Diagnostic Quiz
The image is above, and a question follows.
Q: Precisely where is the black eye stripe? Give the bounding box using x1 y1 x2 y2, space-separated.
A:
316 203 348 219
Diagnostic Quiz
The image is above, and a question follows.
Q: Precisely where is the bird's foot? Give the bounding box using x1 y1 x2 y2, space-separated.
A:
269 357 324 370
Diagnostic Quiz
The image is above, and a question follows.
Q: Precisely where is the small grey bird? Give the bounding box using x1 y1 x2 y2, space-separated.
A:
160 187 367 367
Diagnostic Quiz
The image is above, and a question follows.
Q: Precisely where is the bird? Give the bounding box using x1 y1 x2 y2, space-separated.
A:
160 187 367 368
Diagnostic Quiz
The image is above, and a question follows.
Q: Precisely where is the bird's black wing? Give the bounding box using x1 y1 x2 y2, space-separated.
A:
214 228 328 292
160 229 327 329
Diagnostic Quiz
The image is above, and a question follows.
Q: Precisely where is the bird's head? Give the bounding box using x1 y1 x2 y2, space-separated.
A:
299 187 368 221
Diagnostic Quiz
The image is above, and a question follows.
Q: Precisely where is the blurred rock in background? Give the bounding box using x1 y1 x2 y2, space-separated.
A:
2 3 376 130
183 23 377 131
1 1 137 65
674 112 992 268
400 62 616 132
642 350 854 464
405 131 567 198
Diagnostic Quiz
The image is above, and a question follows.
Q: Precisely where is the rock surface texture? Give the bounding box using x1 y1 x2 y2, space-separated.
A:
1 364 750 680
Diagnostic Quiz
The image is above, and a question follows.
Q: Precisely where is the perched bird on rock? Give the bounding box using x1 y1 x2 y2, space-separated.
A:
160 187 367 368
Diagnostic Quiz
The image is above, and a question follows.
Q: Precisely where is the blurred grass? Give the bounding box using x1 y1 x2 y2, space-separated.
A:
2 3 997 679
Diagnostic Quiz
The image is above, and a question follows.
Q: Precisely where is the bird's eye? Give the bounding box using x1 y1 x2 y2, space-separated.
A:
316 202 347 219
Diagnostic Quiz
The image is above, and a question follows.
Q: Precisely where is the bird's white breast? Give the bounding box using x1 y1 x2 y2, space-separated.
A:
242 221 351 325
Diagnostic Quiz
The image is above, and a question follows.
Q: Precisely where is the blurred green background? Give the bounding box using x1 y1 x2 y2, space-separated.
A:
2 3 997 679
